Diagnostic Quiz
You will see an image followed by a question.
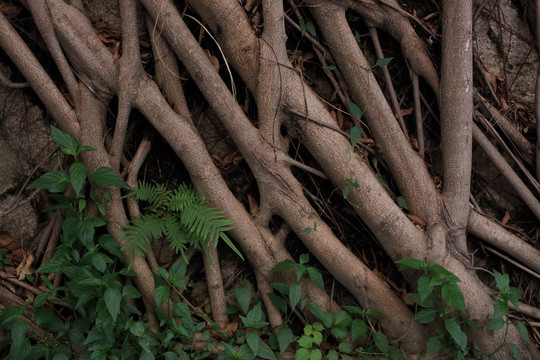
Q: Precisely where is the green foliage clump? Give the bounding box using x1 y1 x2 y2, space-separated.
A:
122 181 242 260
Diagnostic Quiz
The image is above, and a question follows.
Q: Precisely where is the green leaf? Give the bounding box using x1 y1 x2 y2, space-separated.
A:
331 326 348 339
510 343 522 360
306 21 316 37
104 287 121 322
396 196 408 210
351 319 367 340
338 341 353 354
277 326 295 354
33 292 49 308
295 348 310 360
300 227 311 235
27 171 68 193
441 283 466 314
486 317 504 330
91 253 111 273
91 167 129 189
51 125 78 156
412 308 437 324
493 270 509 292
308 302 332 328
299 253 309 265
169 259 187 288
342 187 350 199
128 321 146 337
270 282 290 295
345 178 360 189
235 285 252 315
445 318 467 351
77 219 95 250
299 17 306 36
11 321 28 348
268 293 288 314
375 57 393 67
298 334 313 348
515 322 529 342
246 331 260 355
493 299 509 318
396 257 424 270
508 287 522 309
327 64 336 70
123 285 141 299
417 275 434 302
36 258 64 273
155 285 170 307
77 145 95 153
350 126 362 147
364 308 384 317
272 260 295 273
334 311 352 328
242 302 268 329
426 336 443 357
257 341 277 360
289 282 302 310
69 162 87 195
34 307 53 326
306 267 325 291
348 101 363 122
373 331 388 355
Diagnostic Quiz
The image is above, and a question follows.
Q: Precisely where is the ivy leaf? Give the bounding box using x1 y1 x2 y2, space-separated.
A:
91 167 130 189
27 171 68 193
104 287 121 322
350 126 362 147
375 57 393 67
51 125 78 156
69 162 87 195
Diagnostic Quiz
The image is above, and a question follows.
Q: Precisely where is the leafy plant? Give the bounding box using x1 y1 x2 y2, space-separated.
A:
122 181 242 260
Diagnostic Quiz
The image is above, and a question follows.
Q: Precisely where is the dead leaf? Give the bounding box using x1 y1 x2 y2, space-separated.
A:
501 210 510 225
337 109 344 129
16 250 34 280
204 50 220 72
400 107 413 116
248 194 259 216
221 151 238 167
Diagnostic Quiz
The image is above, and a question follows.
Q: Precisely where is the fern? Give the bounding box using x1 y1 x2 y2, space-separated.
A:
122 181 243 260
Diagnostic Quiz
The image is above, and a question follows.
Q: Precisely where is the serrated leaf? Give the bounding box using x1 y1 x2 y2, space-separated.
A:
350 126 362 147
235 285 252 315
486 317 504 330
123 285 141 299
493 299 509 318
104 287 121 322
33 292 49 308
441 283 466 314
91 167 130 189
246 331 260 355
277 326 295 354
155 285 170 307
308 302 332 328
412 308 437 324
270 282 290 295
306 267 325 291
417 276 434 302
295 348 310 360
445 318 467 351
373 331 389 355
375 57 393 67
268 293 288 313
11 321 28 347
493 270 509 292
257 341 277 360
27 171 68 193
331 326 348 339
69 162 87 195
351 319 367 340
515 322 529 342
338 341 353 354
334 311 352 328
348 101 363 121
511 343 522 360
128 321 145 337
51 125 78 155
396 257 424 270
289 282 302 310
34 307 53 326
272 259 295 273
426 337 443 357
91 253 109 272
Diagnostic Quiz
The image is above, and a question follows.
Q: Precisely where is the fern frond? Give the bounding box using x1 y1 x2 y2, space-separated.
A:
166 184 200 212
122 214 164 255
160 215 193 257
135 181 168 209
181 202 234 247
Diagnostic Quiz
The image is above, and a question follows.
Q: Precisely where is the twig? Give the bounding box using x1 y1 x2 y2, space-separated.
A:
411 70 424 157
0 70 28 88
